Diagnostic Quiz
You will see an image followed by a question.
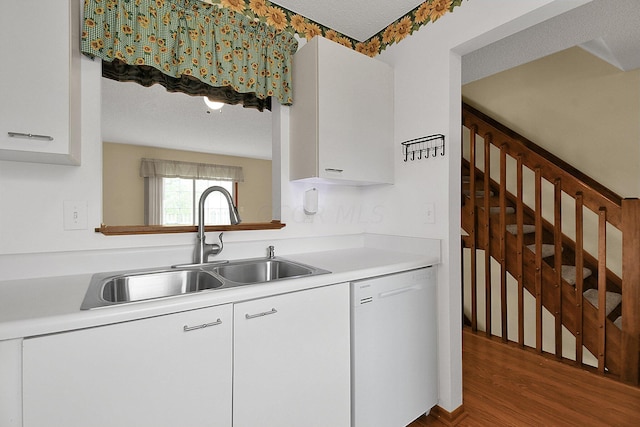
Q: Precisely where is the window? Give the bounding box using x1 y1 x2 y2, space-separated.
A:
162 178 235 226
140 158 243 226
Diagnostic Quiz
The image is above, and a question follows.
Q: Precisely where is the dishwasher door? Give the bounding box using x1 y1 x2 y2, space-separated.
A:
351 267 437 427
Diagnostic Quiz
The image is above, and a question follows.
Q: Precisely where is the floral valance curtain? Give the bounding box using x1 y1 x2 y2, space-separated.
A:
140 158 244 182
81 0 298 110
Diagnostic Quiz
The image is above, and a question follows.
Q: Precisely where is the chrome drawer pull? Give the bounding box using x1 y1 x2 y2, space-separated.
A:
183 318 222 332
245 308 278 319
324 168 344 173
8 132 54 141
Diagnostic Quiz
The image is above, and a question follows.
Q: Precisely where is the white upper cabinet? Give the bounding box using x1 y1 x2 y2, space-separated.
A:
290 36 394 185
0 0 81 165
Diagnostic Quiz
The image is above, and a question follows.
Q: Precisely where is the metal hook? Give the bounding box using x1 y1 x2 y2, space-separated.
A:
404 149 409 162
441 141 445 156
412 150 416 161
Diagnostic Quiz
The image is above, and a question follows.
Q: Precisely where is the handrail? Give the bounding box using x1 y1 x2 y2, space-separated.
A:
462 101 640 386
463 102 623 227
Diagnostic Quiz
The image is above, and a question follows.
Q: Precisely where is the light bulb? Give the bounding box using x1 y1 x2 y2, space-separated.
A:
203 97 224 110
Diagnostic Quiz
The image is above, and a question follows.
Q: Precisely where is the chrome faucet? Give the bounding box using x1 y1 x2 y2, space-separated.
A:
267 245 275 259
193 186 241 264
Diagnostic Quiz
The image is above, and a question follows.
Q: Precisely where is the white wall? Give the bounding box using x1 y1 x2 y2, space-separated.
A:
0 0 592 416
372 0 592 413
0 54 370 280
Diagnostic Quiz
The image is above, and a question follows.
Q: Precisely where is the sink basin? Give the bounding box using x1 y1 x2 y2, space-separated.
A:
81 269 223 309
102 270 224 303
212 258 324 284
81 257 330 310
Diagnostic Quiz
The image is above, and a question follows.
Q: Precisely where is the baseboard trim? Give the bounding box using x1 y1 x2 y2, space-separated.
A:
428 404 468 426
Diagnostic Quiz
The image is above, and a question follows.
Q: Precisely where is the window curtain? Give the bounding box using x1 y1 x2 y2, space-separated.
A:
144 177 164 225
140 158 244 182
81 0 298 111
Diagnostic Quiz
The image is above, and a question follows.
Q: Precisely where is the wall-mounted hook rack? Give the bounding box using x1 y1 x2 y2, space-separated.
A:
401 134 445 162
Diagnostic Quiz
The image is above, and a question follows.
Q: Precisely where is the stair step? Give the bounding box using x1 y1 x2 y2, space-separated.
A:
526 244 556 259
583 289 622 316
561 265 592 286
506 224 535 235
489 206 516 215
463 189 495 197
462 175 471 183
614 316 622 329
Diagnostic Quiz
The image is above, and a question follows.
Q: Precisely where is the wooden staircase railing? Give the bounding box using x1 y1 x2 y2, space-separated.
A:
461 102 640 385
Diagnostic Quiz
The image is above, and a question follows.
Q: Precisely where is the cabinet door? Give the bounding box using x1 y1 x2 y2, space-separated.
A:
23 305 233 427
233 284 351 427
317 37 394 184
0 0 80 165
289 36 394 185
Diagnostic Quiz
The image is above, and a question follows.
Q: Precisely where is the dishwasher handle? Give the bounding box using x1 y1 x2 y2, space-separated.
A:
378 285 421 299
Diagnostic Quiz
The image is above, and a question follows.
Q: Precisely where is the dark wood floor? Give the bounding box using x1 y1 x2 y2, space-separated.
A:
409 329 640 426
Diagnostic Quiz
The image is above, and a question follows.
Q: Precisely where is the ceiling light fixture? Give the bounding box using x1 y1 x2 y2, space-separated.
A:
203 96 224 110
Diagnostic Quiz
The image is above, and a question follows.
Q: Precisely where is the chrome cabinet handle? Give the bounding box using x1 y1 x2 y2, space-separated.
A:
245 308 278 319
183 318 222 332
325 168 344 173
8 132 54 141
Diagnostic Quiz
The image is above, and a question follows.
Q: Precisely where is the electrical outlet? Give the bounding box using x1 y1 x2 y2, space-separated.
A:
426 203 435 224
63 201 88 230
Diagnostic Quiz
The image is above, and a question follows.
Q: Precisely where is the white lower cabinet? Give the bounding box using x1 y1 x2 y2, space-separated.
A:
22 305 233 427
21 283 351 427
233 283 351 427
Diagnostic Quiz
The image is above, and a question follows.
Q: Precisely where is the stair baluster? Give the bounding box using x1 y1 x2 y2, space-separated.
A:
516 154 525 347
554 179 563 358
500 144 508 342
469 126 478 333
534 167 543 353
461 102 639 386
575 192 584 366
597 207 608 373
483 133 492 338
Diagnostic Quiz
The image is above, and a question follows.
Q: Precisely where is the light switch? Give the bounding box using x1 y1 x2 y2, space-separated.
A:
426 203 435 224
63 201 88 230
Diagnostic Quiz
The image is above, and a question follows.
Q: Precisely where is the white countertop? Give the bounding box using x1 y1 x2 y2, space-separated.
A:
0 246 440 341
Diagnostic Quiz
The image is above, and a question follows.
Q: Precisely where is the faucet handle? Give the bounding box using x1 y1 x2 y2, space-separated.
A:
214 232 224 253
267 245 275 259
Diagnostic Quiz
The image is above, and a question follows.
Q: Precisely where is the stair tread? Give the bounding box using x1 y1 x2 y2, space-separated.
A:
561 265 593 286
506 224 535 234
614 315 622 330
583 288 622 316
526 243 557 259
463 189 495 197
489 206 516 215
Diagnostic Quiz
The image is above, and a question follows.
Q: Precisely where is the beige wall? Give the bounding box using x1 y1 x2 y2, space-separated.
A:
103 142 272 225
460 47 640 361
462 46 640 198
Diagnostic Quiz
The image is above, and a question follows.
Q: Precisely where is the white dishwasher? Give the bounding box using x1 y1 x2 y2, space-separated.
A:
351 266 438 427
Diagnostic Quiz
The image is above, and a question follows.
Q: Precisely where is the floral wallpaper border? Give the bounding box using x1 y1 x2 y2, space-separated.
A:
206 0 468 57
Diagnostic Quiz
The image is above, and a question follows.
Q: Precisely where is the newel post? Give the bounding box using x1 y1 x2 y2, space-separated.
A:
621 198 640 385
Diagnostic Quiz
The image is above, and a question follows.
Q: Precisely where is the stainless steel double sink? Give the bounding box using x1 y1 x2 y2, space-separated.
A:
81 257 330 310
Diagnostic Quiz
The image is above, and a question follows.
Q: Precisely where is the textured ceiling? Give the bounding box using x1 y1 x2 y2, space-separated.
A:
270 0 425 41
101 78 273 160
462 0 640 84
